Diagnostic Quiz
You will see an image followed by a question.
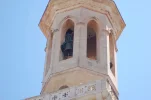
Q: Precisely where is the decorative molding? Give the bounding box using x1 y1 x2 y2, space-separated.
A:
51 29 59 37
52 29 59 33
25 79 118 100
102 25 111 35
39 0 125 40
102 25 118 51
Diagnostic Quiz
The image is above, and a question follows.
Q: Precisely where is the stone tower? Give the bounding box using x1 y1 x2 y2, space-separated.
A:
26 0 125 100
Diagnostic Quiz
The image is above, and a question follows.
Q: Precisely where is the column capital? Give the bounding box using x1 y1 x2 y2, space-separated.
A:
51 29 59 37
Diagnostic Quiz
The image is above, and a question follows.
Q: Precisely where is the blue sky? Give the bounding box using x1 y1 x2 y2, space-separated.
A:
0 0 151 100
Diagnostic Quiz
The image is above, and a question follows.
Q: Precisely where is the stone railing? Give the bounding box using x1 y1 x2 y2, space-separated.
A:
25 79 118 100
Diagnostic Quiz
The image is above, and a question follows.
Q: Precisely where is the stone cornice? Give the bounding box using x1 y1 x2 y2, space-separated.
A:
39 0 125 40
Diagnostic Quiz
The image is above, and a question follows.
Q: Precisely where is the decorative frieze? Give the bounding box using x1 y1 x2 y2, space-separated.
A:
25 80 117 100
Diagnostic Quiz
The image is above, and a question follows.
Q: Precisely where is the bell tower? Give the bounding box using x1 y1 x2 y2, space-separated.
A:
26 0 125 100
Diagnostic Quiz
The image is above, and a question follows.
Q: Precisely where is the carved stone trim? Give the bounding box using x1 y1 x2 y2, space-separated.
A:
102 25 118 51
51 29 59 37
25 79 118 100
39 0 125 40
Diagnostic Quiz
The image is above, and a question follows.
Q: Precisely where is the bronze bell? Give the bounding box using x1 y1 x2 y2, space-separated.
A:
61 29 73 58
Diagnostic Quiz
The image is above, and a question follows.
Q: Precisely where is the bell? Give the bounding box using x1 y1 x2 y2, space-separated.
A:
61 42 73 57
64 42 73 51
61 29 74 58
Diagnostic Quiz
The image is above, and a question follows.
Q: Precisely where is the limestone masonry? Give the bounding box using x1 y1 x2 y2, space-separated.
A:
25 0 125 100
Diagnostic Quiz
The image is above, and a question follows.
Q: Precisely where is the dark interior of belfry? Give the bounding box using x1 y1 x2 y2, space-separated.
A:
61 27 97 60
61 20 97 60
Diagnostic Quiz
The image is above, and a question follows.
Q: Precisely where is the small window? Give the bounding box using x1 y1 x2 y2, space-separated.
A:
59 85 69 90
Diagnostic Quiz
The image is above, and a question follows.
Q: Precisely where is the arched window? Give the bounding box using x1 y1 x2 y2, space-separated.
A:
87 20 99 60
60 19 74 61
109 33 115 76
59 85 69 90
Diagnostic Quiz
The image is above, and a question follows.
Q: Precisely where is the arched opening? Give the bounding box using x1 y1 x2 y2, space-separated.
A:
87 20 98 60
60 19 74 61
59 85 69 90
109 34 115 76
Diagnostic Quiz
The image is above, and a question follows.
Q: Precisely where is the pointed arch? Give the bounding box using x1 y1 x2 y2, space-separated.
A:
58 15 77 30
84 16 105 30
87 20 99 60
60 19 75 61
59 85 69 90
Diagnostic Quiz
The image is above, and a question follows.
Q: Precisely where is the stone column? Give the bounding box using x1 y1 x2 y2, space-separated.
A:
43 29 52 84
99 29 110 74
112 32 118 84
50 29 60 74
114 45 118 86
45 30 53 75
73 22 81 61
78 22 87 67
